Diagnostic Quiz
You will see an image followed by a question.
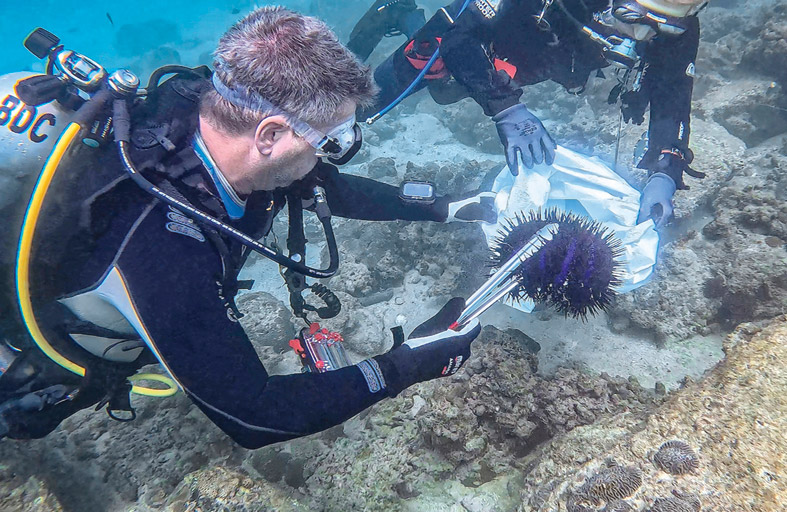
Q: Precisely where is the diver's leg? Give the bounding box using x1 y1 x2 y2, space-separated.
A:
347 0 425 61
347 0 390 61
357 2 472 119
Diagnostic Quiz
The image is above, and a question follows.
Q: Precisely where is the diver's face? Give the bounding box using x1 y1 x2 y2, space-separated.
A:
253 101 357 191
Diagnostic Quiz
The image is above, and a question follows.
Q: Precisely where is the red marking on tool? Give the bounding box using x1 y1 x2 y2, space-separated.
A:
289 339 306 358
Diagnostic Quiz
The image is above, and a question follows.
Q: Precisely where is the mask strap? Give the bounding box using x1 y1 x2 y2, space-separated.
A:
210 70 331 150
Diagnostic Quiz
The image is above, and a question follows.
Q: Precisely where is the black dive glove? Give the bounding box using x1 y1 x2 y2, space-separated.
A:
620 89 649 125
375 298 481 396
492 103 556 175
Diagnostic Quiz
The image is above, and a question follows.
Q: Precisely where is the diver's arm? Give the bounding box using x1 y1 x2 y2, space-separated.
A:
110 206 392 449
644 16 699 160
313 162 449 222
440 0 523 115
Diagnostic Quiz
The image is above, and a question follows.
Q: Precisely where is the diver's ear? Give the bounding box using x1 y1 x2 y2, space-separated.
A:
254 115 291 156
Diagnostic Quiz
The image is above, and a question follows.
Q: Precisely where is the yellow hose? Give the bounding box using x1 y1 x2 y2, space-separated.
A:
128 373 178 397
16 121 177 397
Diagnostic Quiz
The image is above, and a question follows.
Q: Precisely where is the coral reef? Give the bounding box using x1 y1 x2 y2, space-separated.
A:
0 464 63 512
237 292 298 353
615 134 787 342
0 392 241 511
518 317 787 512
427 99 503 155
364 156 398 180
154 326 657 512
603 500 634 512
146 318 787 512
161 466 305 512
647 491 701 512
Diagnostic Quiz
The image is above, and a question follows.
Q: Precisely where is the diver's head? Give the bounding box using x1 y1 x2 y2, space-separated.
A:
199 7 377 192
605 0 708 41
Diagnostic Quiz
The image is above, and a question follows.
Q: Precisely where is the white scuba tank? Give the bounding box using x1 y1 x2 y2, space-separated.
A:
0 71 77 211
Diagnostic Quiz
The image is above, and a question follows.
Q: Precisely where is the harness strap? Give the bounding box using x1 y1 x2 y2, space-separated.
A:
404 37 517 80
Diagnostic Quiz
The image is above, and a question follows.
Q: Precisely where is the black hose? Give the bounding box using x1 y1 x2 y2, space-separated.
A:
74 88 113 126
319 216 340 276
144 65 208 93
112 99 340 279
309 283 341 318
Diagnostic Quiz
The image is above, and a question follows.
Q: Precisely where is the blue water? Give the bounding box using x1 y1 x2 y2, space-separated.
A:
1 1 445 77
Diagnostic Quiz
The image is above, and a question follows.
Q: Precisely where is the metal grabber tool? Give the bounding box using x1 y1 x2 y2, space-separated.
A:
450 223 559 331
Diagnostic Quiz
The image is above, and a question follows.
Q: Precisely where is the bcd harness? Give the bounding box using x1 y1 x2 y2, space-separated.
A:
109 69 346 355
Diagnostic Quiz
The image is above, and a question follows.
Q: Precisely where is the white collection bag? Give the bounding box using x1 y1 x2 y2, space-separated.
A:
480 146 660 313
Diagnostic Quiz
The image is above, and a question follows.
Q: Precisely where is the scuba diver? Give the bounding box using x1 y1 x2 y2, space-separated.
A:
0 7 494 447
354 0 709 228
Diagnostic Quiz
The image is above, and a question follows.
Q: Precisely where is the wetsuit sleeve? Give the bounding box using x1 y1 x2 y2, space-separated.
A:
645 17 700 155
314 163 449 222
440 0 524 115
112 206 391 449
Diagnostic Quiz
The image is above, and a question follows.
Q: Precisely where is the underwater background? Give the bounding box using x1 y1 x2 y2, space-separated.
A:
1 0 786 510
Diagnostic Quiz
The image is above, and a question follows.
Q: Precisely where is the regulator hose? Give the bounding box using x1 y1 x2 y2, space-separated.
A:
366 0 473 124
113 99 340 278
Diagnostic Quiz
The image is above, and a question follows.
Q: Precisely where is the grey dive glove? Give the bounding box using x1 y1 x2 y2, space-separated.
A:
637 172 676 228
492 103 556 174
375 298 480 396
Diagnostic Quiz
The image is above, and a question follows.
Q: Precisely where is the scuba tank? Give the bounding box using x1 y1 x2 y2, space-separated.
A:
0 71 81 364
0 71 78 264
0 71 79 207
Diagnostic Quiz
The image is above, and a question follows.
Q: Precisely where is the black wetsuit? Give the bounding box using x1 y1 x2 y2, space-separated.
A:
373 0 699 162
11 76 449 448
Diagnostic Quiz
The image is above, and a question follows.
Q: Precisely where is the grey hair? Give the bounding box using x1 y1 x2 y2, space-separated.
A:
201 6 378 135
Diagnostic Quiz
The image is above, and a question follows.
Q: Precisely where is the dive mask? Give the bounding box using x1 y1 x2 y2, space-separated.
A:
211 67 363 165
313 115 363 165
